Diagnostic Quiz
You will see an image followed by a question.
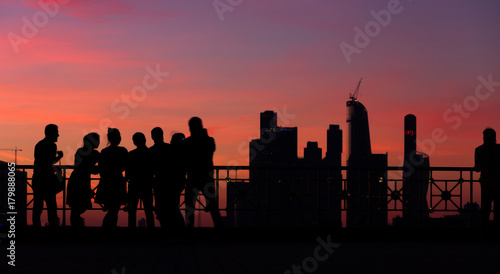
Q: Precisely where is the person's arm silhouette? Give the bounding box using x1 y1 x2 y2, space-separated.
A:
474 147 481 172
55 150 64 163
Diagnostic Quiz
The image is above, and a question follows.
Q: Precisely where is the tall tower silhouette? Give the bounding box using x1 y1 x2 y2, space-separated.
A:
323 125 343 227
325 125 342 167
404 114 417 163
402 114 429 226
345 80 387 227
346 99 372 161
260 110 277 140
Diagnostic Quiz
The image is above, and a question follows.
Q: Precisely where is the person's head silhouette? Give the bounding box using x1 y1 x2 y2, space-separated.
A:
45 124 59 142
151 127 164 144
189 117 203 136
83 132 100 150
171 132 185 145
132 132 147 148
483 128 496 145
107 128 121 146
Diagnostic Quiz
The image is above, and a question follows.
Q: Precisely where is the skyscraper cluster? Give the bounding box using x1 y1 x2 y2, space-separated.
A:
225 92 429 227
226 111 343 227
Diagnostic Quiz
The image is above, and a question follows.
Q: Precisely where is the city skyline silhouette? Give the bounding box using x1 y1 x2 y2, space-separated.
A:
1 2 500 172
1 1 500 273
0 79 497 228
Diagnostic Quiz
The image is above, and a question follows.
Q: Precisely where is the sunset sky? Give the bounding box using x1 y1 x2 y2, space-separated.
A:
1 0 500 169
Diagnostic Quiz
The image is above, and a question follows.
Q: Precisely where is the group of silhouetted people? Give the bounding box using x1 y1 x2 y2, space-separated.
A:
32 117 222 229
31 122 500 228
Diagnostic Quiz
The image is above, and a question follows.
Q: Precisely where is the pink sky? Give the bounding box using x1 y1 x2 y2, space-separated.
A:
1 0 500 170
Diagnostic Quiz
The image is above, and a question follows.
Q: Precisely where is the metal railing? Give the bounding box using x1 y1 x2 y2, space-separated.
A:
13 165 481 227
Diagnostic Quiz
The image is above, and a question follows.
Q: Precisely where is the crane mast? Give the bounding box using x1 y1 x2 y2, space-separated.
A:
349 77 363 101
0 147 23 165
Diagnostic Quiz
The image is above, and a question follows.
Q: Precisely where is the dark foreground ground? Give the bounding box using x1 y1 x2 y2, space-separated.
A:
2 227 500 274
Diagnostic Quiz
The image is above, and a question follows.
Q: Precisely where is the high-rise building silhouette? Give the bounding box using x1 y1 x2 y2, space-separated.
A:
260 110 277 139
346 99 372 159
304 142 322 165
404 114 417 166
346 88 387 227
324 125 343 167
321 125 343 227
249 110 297 167
226 111 343 227
402 114 429 226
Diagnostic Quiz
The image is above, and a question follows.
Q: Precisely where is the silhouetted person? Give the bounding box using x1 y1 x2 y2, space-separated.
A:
126 132 155 228
167 132 187 229
32 124 63 228
184 117 222 228
149 127 171 227
67 133 100 227
95 128 128 228
474 128 500 227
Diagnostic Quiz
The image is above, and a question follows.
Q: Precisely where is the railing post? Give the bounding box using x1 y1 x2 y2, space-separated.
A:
266 167 270 228
215 167 220 210
316 169 320 227
62 166 66 227
470 170 474 227
19 167 28 227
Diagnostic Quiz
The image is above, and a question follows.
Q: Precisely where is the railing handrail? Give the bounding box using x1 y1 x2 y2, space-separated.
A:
12 165 481 228
17 165 477 171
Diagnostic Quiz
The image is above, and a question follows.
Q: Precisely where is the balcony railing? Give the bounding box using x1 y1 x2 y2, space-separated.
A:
6 165 481 228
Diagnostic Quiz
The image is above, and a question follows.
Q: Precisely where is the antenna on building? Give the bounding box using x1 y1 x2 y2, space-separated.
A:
0 147 23 165
349 77 363 101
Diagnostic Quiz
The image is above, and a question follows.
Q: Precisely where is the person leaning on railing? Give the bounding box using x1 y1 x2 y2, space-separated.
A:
67 133 100 228
474 127 500 227
94 128 128 228
32 124 64 228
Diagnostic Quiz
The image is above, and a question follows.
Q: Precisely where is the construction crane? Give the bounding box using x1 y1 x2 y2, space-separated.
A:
349 77 363 101
0 147 23 165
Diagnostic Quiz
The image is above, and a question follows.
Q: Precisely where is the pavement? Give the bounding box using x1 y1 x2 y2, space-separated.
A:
2 227 500 274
